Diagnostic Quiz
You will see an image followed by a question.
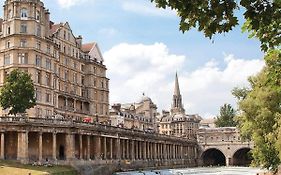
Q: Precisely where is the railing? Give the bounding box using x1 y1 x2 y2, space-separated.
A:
0 116 197 143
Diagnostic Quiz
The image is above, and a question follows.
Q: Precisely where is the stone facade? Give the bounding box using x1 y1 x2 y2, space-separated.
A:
158 73 201 140
0 0 109 122
109 95 158 132
198 127 253 167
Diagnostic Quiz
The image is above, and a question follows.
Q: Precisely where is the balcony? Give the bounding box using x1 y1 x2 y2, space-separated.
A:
57 105 90 115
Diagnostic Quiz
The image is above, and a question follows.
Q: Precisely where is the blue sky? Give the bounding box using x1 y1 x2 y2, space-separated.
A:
1 0 265 118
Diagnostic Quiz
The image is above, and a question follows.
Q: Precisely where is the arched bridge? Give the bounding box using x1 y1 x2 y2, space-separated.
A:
197 127 253 167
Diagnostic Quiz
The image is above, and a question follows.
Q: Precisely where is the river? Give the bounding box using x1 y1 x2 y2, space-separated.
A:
114 167 266 175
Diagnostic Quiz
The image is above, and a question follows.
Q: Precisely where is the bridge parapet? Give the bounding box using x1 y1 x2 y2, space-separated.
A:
198 127 253 167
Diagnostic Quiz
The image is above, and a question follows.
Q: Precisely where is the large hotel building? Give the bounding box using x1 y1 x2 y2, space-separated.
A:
0 0 109 121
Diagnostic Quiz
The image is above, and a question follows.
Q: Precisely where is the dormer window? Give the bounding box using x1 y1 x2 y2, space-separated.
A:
20 8 28 19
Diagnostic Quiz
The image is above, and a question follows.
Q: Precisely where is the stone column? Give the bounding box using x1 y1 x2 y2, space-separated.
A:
66 133 75 161
163 144 167 160
130 140 135 160
39 132 43 162
122 140 125 159
149 142 152 159
158 143 161 160
135 141 139 160
126 140 130 159
143 141 146 160
180 146 183 159
79 135 83 159
172 144 176 159
161 144 164 159
154 143 159 159
150 142 153 159
147 142 150 159
109 138 113 160
157 143 160 159
173 144 175 159
175 145 178 159
166 144 169 159
17 131 28 163
103 137 107 160
116 137 121 160
87 135 91 160
94 136 101 160
186 145 190 159
168 144 171 159
139 141 143 160
0 133 4 159
52 133 57 161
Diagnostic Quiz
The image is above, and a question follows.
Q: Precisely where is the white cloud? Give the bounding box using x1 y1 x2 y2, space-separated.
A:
180 56 265 118
56 0 90 8
104 42 185 104
104 43 265 118
121 1 176 17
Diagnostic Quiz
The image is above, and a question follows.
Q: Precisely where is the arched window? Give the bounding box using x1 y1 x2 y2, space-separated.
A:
20 8 28 19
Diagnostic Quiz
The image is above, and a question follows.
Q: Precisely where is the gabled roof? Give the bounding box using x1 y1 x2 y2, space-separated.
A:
82 42 96 53
50 23 62 34
82 42 104 62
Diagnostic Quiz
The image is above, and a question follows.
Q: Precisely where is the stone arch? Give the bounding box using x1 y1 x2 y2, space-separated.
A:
201 148 226 166
232 147 252 166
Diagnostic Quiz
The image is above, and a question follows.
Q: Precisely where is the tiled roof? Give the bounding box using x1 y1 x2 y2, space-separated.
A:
82 42 96 53
50 23 62 34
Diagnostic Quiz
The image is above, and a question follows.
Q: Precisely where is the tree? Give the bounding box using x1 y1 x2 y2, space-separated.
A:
215 103 237 127
0 69 36 116
234 50 281 171
151 0 281 51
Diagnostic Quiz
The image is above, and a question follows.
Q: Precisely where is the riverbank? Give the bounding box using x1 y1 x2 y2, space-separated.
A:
0 160 77 175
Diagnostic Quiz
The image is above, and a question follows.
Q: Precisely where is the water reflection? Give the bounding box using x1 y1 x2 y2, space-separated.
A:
115 167 265 175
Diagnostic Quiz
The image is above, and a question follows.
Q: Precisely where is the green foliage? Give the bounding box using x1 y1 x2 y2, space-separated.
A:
232 87 250 101
151 0 281 52
215 103 237 127
234 50 281 171
0 69 36 116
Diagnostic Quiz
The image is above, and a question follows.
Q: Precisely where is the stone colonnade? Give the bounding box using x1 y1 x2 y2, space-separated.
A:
0 117 198 170
0 131 197 163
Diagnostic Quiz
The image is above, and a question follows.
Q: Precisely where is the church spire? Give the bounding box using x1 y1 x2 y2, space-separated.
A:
171 72 185 115
174 72 181 96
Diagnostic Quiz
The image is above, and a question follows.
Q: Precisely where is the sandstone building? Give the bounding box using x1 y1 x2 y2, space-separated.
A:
0 2 199 174
0 0 109 122
158 73 201 140
109 95 158 132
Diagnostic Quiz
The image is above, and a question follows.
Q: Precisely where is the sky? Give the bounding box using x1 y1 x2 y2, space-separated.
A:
1 0 265 118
